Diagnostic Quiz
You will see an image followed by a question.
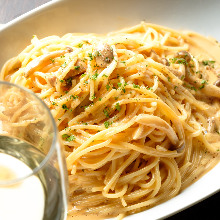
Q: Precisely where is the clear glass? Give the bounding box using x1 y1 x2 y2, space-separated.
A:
0 81 68 220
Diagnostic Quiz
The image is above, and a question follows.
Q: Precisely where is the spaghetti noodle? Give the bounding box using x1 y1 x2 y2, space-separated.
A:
1 22 220 218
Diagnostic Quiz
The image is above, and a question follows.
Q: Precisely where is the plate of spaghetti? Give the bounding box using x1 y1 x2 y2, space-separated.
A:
0 0 219 219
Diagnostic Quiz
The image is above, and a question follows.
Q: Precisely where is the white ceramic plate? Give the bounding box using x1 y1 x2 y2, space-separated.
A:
0 0 219 219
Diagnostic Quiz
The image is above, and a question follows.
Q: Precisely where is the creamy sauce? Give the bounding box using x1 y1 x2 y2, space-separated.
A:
67 32 220 220
188 32 220 84
0 153 45 220
67 214 104 220
67 204 104 220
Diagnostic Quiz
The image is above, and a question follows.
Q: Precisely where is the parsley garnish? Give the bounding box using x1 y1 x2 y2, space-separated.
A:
115 103 121 111
88 53 93 61
62 134 75 142
103 108 110 118
74 66 80 70
180 75 185 80
199 80 207 89
50 58 55 64
78 43 83 48
202 60 215 66
92 72 98 80
170 57 188 65
133 83 140 89
70 95 78 99
62 104 68 110
104 121 110 128
91 94 96 100
106 84 110 91
117 82 122 87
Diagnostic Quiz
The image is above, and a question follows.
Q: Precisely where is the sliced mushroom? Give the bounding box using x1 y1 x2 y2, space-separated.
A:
150 50 170 66
161 58 170 66
25 49 71 77
185 74 220 98
64 59 87 80
176 140 185 153
66 46 73 52
214 79 220 87
170 139 185 153
73 59 86 74
95 43 113 67
175 51 191 62
48 75 57 87
207 117 216 133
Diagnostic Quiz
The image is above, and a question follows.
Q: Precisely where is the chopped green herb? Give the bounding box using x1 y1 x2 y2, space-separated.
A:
74 66 80 70
106 84 110 91
65 77 72 86
202 60 215 66
115 103 121 111
180 75 185 80
70 95 79 99
91 94 96 100
199 80 207 89
133 83 140 89
50 58 55 63
103 108 110 118
92 72 98 80
62 134 69 139
167 76 171 82
104 121 110 128
117 82 122 87
62 104 68 110
170 57 188 65
66 135 75 142
77 43 83 48
99 98 102 101
88 52 93 61
52 101 56 105
84 80 88 84
62 134 75 141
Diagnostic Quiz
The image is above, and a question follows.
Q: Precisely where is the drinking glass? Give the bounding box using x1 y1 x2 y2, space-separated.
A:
0 81 68 220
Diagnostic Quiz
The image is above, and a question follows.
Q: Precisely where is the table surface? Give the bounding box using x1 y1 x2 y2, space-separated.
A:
0 0 219 219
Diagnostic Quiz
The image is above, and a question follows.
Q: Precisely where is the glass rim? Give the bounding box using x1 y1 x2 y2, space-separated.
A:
0 80 58 186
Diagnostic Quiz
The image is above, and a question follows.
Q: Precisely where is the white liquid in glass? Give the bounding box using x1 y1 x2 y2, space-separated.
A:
0 153 45 220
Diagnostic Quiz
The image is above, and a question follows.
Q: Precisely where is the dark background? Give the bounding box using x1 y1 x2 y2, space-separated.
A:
0 0 219 219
